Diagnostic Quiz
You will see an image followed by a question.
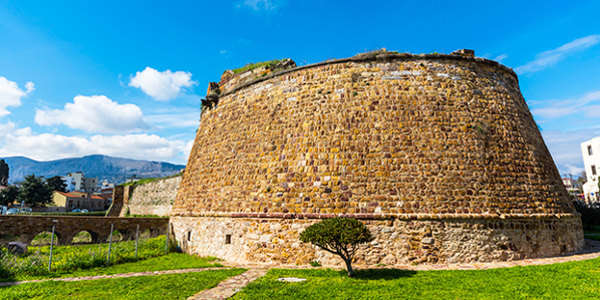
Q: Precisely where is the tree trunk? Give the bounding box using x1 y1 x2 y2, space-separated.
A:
344 258 354 277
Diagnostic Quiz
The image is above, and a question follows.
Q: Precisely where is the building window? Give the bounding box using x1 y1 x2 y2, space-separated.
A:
225 234 232 245
592 165 597 176
187 231 191 241
589 145 593 156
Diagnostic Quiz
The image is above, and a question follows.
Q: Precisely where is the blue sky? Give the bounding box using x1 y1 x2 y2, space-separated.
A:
0 0 599 175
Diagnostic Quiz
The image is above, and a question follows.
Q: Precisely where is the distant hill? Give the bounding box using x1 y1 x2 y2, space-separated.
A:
1 155 185 184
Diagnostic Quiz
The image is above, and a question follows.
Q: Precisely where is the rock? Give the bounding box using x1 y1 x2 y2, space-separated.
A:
7 242 27 255
422 237 434 245
278 277 307 283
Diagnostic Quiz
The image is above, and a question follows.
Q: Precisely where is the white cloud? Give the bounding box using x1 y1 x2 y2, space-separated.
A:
237 0 282 11
541 128 600 176
183 139 194 160
0 122 188 162
531 90 600 119
493 54 508 62
0 77 34 117
145 110 199 129
129 67 195 101
35 95 148 133
515 34 600 74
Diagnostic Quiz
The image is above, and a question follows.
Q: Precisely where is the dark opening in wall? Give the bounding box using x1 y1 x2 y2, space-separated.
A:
187 231 191 241
225 234 231 244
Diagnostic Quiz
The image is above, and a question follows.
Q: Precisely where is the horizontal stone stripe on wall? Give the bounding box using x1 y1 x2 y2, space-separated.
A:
171 212 580 221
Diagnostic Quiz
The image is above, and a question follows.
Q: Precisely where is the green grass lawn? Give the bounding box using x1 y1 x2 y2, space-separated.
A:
0 268 246 300
234 257 600 299
1 236 183 281
3 253 222 282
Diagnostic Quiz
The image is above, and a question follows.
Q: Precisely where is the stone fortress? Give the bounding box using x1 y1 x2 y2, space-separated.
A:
171 49 584 266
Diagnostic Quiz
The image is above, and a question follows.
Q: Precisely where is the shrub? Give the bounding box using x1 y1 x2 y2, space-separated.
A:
574 200 600 230
309 260 321 267
299 218 373 277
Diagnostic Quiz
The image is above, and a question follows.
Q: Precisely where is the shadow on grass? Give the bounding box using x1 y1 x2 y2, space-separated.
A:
0 264 16 284
351 268 417 280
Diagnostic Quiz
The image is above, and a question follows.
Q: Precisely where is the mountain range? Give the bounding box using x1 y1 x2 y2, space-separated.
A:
1 155 185 184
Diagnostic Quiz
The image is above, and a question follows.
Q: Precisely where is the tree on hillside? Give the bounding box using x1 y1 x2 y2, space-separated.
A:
576 171 587 187
0 185 18 206
17 175 52 207
0 159 8 186
46 176 67 193
300 218 374 277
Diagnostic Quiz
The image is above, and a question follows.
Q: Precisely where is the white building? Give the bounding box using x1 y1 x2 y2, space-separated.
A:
581 137 600 203
61 172 98 193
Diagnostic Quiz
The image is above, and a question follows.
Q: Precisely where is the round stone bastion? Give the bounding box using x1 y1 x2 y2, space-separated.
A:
171 50 584 266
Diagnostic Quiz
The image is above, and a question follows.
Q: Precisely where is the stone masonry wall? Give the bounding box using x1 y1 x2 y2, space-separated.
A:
0 215 168 246
171 215 583 266
173 51 583 264
126 176 181 216
174 52 575 217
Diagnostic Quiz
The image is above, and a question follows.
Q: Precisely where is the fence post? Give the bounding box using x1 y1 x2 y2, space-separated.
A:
135 224 139 259
48 224 56 272
107 223 114 264
165 222 169 254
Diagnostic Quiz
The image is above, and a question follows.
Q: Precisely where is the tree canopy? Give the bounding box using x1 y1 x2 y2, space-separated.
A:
0 185 18 206
17 175 52 207
0 159 8 186
300 218 374 277
46 176 67 193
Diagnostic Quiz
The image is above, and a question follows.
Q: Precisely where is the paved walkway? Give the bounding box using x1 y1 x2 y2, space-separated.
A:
188 268 268 300
0 267 226 287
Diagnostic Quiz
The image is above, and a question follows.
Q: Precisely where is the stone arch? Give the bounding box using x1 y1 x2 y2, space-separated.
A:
30 231 60 246
71 230 99 244
107 229 124 242
140 228 152 239
119 229 136 241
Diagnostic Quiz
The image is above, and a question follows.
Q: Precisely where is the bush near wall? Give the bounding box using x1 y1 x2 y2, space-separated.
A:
573 200 600 230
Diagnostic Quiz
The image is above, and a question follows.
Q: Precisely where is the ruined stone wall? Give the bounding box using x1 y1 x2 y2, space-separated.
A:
173 52 583 265
171 215 583 266
126 176 181 216
0 215 168 246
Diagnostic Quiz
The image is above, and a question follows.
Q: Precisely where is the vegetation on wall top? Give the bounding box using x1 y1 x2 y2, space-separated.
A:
231 59 284 74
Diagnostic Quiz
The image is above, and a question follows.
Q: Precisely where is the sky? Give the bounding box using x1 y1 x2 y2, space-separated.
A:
0 0 599 175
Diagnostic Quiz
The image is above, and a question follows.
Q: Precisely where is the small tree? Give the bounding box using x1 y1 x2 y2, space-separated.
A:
0 185 18 206
299 218 373 277
0 159 8 186
17 175 52 207
46 176 67 193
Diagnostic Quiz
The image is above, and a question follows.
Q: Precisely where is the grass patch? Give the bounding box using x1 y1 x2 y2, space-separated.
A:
234 257 600 299
0 268 246 300
127 214 167 218
120 172 182 187
1 236 172 281
22 211 107 217
232 59 283 74
10 253 221 281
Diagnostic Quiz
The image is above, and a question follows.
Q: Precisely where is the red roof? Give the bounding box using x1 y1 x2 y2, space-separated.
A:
56 191 105 200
